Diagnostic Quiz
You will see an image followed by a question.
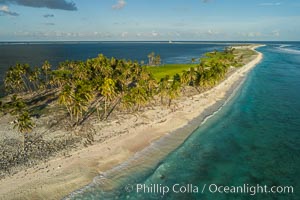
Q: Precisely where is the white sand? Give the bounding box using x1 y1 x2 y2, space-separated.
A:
0 45 264 200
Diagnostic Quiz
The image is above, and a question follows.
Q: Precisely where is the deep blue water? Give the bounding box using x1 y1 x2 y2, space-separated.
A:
0 42 229 81
0 41 230 95
64 42 300 200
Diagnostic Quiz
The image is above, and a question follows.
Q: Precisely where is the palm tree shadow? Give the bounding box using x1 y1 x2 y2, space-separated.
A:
27 91 59 118
27 90 58 106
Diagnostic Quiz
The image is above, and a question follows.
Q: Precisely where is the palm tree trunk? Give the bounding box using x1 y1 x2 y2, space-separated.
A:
104 99 107 120
21 76 31 92
168 99 172 107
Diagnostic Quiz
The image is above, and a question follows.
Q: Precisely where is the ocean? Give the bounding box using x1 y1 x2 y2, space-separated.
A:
1 42 299 199
0 41 230 96
65 42 300 200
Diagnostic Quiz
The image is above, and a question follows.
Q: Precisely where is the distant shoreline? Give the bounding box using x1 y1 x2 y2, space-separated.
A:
0 41 271 45
0 44 264 200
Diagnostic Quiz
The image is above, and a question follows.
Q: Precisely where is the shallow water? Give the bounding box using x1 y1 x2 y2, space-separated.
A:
66 43 300 200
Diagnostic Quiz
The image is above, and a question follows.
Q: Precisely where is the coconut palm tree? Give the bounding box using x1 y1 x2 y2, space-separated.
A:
167 76 181 107
145 75 157 98
114 60 131 92
4 68 18 93
17 64 32 92
183 67 198 87
191 58 196 64
129 84 148 111
92 54 113 78
51 69 72 88
41 61 51 88
4 65 28 93
13 111 34 150
131 62 142 81
100 78 116 119
155 55 161 66
73 61 89 81
148 52 155 66
158 75 170 105
58 85 74 119
28 66 41 91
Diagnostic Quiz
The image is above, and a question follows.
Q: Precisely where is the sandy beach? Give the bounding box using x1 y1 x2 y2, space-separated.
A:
0 45 264 200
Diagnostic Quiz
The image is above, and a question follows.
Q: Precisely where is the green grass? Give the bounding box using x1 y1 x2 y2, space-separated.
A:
233 48 258 64
147 63 197 80
147 47 257 80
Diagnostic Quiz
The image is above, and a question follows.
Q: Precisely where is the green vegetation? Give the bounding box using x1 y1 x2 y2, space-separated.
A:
148 63 197 81
0 46 260 178
147 52 161 66
0 46 250 150
233 48 258 64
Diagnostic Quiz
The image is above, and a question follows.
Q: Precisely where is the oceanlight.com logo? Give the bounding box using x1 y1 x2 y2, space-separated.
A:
207 184 294 196
124 183 294 196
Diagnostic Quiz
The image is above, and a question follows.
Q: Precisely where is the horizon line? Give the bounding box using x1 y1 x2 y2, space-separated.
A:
0 40 299 43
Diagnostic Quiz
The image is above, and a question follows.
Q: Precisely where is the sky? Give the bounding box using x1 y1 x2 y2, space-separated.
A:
0 0 299 41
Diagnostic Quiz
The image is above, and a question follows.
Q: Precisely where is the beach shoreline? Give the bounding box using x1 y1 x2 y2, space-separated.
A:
0 44 264 200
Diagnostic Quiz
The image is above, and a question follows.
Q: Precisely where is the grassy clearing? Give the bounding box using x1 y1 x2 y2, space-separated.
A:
233 48 258 64
147 47 258 80
147 63 197 80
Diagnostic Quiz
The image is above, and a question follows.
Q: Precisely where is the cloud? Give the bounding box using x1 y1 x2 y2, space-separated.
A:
0 5 19 16
133 31 162 38
259 2 281 6
112 0 126 10
44 22 55 26
272 30 280 37
207 29 219 35
43 14 54 18
237 30 280 39
238 32 262 38
202 0 213 3
151 31 159 37
0 0 77 11
121 31 128 38
13 30 113 38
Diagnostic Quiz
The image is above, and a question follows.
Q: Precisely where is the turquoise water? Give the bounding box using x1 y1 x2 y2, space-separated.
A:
66 44 300 200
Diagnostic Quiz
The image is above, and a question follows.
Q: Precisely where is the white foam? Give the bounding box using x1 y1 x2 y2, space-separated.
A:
276 46 300 55
275 44 300 54
279 44 291 48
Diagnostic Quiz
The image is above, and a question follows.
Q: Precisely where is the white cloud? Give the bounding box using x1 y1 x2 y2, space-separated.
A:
112 0 126 10
207 29 219 35
121 31 128 38
151 31 159 37
13 31 115 39
259 2 281 6
0 5 19 16
202 0 213 3
237 30 281 39
0 5 9 12
238 32 262 37
248 32 262 37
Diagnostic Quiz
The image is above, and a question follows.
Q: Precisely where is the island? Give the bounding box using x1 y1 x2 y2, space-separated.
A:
0 44 263 199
